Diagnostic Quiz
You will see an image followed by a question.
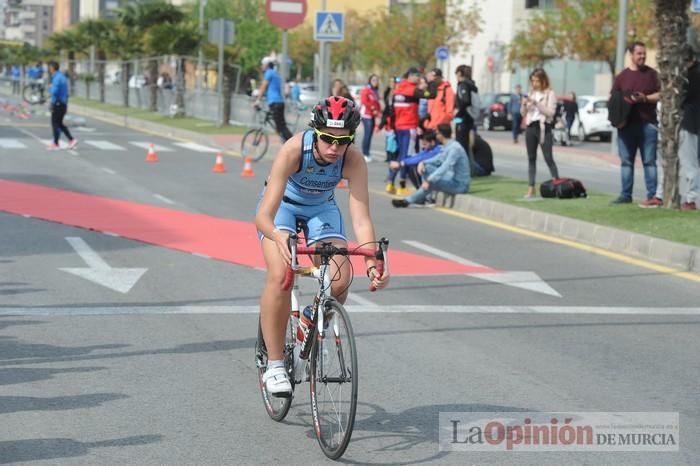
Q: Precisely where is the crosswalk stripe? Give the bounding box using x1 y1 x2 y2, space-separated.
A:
129 142 174 152
41 139 69 149
0 138 27 149
85 140 126 151
173 142 219 153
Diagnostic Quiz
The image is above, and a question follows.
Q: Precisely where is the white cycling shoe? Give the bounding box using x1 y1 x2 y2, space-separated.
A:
263 365 292 397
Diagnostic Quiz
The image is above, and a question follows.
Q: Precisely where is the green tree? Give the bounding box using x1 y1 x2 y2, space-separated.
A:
510 0 656 77
361 0 481 76
655 0 690 208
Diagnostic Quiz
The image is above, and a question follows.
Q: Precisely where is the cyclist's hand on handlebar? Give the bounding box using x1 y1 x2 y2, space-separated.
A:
368 267 390 290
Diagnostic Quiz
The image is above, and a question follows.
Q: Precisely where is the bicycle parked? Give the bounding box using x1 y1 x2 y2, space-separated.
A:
255 229 389 459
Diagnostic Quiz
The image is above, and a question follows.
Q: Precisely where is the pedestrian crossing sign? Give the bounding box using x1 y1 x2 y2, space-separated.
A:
314 11 344 42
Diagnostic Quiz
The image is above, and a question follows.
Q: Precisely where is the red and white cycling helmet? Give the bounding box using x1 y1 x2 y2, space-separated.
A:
309 96 361 133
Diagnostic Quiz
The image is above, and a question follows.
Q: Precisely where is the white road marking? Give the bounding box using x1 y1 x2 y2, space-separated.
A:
346 293 376 307
103 232 120 237
403 240 562 298
101 167 116 175
60 237 147 294
192 253 211 259
0 138 27 149
40 139 69 149
0 305 698 316
74 127 96 132
129 142 174 152
173 141 220 153
85 140 126 151
270 1 304 14
153 193 175 205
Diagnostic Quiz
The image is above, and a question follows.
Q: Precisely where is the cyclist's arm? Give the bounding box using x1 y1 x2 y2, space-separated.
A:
255 134 303 238
343 147 384 277
255 79 269 105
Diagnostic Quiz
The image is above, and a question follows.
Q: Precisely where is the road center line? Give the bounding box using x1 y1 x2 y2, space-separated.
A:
153 194 175 205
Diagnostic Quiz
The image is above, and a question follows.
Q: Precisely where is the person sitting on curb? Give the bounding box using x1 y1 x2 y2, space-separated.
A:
392 124 470 208
389 130 441 188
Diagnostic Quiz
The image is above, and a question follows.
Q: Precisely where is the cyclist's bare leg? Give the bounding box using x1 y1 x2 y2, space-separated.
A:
312 238 352 304
260 237 291 361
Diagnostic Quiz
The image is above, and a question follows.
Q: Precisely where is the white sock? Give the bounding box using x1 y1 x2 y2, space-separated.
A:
268 359 284 370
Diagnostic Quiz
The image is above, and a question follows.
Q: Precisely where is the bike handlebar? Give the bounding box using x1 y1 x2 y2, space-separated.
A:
281 235 389 292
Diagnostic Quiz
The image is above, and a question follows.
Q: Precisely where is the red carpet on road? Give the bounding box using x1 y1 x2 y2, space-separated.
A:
0 180 496 276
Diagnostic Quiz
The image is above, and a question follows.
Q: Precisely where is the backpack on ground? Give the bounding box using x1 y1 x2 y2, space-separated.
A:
540 178 587 199
472 134 494 176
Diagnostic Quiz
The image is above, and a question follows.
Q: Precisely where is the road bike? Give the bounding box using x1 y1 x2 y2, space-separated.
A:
22 81 46 105
255 229 389 459
241 103 306 162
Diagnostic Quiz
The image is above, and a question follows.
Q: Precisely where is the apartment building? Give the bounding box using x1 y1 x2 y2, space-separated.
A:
449 0 612 96
2 0 53 47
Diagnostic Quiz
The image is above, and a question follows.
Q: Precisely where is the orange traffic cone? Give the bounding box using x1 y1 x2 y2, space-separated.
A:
240 156 255 177
212 152 226 173
145 144 158 162
337 178 347 189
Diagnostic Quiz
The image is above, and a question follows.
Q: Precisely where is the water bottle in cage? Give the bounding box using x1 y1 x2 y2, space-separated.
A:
297 305 313 344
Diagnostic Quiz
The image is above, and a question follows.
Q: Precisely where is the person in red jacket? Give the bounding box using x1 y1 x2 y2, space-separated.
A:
359 74 382 163
387 67 425 195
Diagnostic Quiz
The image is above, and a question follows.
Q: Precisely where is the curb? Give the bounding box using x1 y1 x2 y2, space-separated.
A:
450 195 700 274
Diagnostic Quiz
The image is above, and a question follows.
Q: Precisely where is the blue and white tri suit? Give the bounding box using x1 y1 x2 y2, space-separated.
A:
258 130 347 245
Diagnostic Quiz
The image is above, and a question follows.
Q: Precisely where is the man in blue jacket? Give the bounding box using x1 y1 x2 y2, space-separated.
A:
47 61 77 150
389 129 441 188
392 123 470 207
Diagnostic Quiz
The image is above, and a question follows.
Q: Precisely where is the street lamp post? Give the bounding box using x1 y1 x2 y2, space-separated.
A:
197 0 207 92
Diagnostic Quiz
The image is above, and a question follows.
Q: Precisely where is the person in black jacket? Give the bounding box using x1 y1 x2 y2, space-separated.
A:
679 50 700 211
454 65 478 160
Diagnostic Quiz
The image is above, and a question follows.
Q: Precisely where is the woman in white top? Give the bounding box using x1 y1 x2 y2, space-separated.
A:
520 68 560 198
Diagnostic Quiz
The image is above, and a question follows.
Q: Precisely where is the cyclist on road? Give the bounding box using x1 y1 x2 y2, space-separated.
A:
255 96 390 396
254 56 293 142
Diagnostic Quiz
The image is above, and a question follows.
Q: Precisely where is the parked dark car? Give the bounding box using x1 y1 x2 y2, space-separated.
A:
478 92 512 131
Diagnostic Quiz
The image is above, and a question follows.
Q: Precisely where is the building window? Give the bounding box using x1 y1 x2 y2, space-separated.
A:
526 0 555 8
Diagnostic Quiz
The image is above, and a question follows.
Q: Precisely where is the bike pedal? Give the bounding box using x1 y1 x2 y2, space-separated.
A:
271 390 293 399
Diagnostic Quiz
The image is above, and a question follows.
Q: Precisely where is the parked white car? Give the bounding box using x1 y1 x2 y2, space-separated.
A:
571 95 613 142
299 83 319 105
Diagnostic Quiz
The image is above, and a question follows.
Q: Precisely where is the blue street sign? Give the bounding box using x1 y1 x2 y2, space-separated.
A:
693 0 700 13
314 11 344 42
435 46 449 61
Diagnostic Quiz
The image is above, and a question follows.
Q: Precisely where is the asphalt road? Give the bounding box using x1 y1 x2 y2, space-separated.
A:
0 107 698 465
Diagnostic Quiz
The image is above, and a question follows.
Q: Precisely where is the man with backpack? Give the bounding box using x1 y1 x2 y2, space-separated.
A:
454 64 479 174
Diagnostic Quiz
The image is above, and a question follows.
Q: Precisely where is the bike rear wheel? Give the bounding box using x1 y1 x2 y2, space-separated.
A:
241 128 269 162
22 85 43 105
309 298 358 459
255 317 294 422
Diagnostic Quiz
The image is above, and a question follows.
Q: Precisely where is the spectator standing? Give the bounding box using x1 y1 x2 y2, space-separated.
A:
359 74 382 163
27 62 45 100
424 68 455 131
331 78 354 102
679 50 700 211
508 84 524 143
255 56 293 141
11 65 20 95
454 65 479 171
562 92 579 139
391 124 470 207
47 61 78 151
521 68 559 198
389 67 423 196
610 41 661 207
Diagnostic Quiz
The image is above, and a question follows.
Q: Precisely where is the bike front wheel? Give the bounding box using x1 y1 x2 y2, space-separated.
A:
241 128 269 162
255 317 294 422
309 298 358 460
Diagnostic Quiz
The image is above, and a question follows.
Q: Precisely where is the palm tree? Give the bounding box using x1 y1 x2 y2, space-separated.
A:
654 0 690 208
75 19 113 103
118 1 188 112
47 28 89 95
143 21 201 117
